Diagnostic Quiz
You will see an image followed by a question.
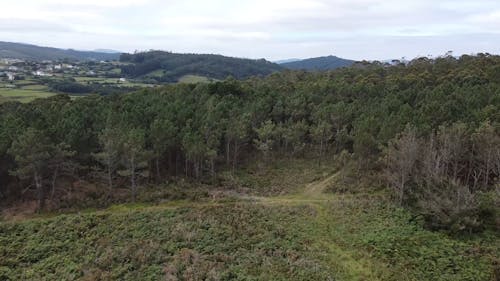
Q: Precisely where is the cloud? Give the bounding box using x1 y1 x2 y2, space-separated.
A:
0 19 73 32
1 0 499 60
42 0 152 7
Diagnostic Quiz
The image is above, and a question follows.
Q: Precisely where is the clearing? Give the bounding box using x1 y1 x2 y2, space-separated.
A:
0 162 498 280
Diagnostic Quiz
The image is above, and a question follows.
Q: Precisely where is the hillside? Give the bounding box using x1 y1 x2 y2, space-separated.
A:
280 55 355 70
0 55 498 280
0 159 497 280
0 41 120 61
119 51 283 82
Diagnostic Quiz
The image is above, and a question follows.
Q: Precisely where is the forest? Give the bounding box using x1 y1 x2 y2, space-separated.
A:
1 54 498 234
0 53 499 280
119 51 283 82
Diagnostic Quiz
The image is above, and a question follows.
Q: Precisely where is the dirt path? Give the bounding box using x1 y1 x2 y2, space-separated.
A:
1 172 386 280
253 171 385 281
303 172 339 198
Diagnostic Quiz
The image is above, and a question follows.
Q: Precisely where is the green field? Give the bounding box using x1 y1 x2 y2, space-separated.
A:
0 75 156 104
0 74 208 104
74 76 155 87
0 79 58 103
144 69 165 78
178 74 214 84
12 80 37 86
20 84 49 91
74 77 123 83
0 88 56 103
0 159 497 281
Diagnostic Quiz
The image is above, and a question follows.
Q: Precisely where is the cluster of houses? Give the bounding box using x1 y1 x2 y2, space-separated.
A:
0 58 129 86
0 58 81 81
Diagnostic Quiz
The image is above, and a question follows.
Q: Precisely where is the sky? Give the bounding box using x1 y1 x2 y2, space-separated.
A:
1 0 499 61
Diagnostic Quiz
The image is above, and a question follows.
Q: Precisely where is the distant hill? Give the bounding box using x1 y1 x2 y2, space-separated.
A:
274 58 301 64
0 41 120 61
93 49 122 54
280 55 355 70
119 51 283 82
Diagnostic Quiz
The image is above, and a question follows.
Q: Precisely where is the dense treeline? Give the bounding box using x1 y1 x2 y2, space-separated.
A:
119 51 283 81
1 54 498 232
46 78 141 95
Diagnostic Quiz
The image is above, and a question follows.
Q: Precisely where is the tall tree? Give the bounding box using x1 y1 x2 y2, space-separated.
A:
94 125 121 192
150 117 176 182
384 126 420 206
226 113 249 172
254 120 276 164
120 128 151 201
472 121 500 189
8 128 54 210
48 142 75 201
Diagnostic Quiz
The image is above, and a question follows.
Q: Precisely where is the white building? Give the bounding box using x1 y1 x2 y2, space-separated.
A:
33 71 51 77
6 72 15 81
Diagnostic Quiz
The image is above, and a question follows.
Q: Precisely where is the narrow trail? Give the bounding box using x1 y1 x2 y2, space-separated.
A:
302 172 339 198
2 171 386 280
244 171 386 281
240 172 340 205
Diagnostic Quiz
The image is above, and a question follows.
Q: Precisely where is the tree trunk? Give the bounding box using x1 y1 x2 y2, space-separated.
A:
156 157 161 183
34 171 44 211
399 174 405 206
131 156 136 202
211 158 215 182
175 151 179 177
484 153 491 187
226 140 230 166
107 155 113 192
168 150 173 177
232 140 239 173
318 138 324 167
194 160 200 179
50 166 59 201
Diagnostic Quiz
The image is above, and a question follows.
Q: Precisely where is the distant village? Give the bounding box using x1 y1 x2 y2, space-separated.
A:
0 58 126 82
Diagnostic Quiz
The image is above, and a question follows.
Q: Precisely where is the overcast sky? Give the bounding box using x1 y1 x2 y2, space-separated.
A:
1 0 499 60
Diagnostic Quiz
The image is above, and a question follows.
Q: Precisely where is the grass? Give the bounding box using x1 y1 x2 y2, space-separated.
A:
110 68 121 74
0 159 498 280
144 69 165 78
0 88 56 103
178 75 214 84
0 79 55 103
20 84 49 91
0 73 210 104
74 76 155 88
74 77 122 83
12 80 38 86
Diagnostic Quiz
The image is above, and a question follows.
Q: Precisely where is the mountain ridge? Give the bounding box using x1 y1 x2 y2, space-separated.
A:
0 41 120 61
280 55 355 70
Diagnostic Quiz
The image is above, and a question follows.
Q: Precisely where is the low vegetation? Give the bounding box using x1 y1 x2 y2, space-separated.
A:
0 159 497 280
